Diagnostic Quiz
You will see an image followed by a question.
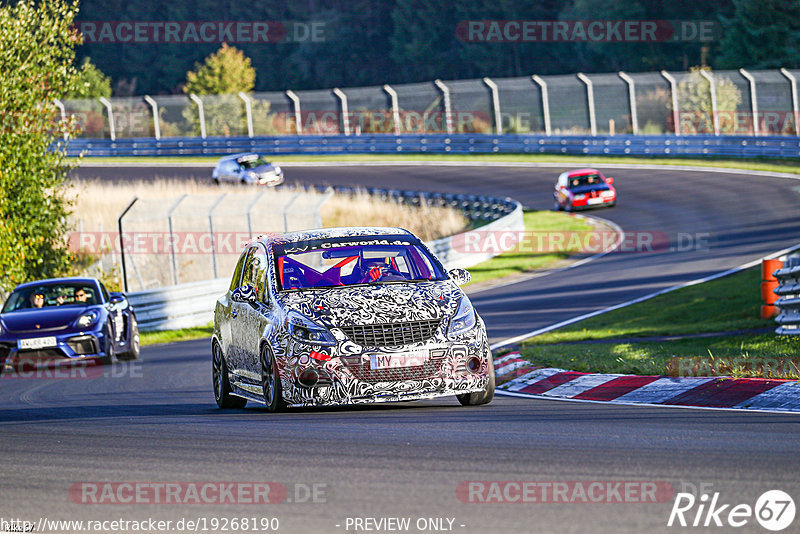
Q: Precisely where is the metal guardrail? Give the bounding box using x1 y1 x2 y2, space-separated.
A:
62 133 800 159
775 254 800 336
127 190 523 331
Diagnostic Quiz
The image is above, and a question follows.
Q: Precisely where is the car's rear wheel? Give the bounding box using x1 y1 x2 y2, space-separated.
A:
457 346 495 406
117 315 139 361
261 344 286 412
213 342 247 409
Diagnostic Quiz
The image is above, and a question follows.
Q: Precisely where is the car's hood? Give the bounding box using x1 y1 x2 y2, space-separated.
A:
278 281 463 326
569 184 611 195
251 164 279 174
1 306 97 333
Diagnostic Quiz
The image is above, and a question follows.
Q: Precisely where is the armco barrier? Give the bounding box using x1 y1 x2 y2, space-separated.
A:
774 254 800 336
61 133 800 159
128 191 523 331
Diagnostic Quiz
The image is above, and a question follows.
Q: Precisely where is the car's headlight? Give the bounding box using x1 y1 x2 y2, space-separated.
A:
447 296 477 338
573 193 586 200
286 312 336 346
601 190 615 197
273 166 282 174
75 311 99 328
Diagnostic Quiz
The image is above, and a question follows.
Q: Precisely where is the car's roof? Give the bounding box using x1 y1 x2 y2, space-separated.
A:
252 227 416 247
217 152 260 162
567 168 601 177
14 277 100 291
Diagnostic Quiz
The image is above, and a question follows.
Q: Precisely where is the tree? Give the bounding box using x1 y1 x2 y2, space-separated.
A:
0 0 82 292
64 57 112 99
184 43 256 95
674 67 742 133
716 0 800 69
182 44 256 136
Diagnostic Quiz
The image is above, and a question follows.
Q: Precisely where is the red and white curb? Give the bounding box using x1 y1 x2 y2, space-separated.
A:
493 352 800 413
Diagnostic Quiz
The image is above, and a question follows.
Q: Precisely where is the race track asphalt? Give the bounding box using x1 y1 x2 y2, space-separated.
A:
0 163 797 533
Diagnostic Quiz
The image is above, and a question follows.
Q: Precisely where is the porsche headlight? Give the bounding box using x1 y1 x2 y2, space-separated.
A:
75 311 99 328
447 296 477 338
286 312 336 346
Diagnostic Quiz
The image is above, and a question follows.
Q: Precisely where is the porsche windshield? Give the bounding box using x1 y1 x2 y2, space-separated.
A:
273 239 447 291
2 283 98 312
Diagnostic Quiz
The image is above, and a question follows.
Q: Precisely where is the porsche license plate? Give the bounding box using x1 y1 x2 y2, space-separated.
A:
369 351 428 370
18 337 57 350
587 197 604 205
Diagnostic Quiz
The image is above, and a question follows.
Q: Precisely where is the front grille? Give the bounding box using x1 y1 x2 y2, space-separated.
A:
13 348 65 360
344 354 445 384
340 319 441 347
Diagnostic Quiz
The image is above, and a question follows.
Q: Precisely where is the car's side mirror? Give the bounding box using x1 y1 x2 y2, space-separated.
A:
231 285 257 304
606 177 614 184
448 268 471 286
109 293 125 304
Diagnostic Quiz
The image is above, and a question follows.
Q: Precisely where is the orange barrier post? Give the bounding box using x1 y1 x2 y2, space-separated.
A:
760 258 783 319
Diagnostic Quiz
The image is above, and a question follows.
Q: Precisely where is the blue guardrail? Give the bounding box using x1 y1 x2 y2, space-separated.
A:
60 133 800 159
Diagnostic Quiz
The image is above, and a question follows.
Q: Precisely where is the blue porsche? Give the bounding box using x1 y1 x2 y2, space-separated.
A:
0 277 139 374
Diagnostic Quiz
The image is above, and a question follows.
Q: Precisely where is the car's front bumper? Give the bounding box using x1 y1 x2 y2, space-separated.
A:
0 329 111 373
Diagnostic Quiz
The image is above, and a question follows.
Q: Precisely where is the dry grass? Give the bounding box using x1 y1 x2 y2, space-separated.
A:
66 179 467 240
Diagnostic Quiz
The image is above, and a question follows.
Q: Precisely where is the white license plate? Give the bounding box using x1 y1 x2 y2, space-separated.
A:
587 197 604 205
369 351 428 370
18 337 57 350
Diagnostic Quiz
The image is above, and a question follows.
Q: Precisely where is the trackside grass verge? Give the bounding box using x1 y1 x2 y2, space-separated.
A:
519 267 800 379
70 153 800 176
464 211 595 287
138 210 591 346
140 324 213 347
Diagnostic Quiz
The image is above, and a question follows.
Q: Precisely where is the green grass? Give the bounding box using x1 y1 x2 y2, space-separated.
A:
465 211 596 286
69 153 800 176
140 324 213 347
519 267 800 379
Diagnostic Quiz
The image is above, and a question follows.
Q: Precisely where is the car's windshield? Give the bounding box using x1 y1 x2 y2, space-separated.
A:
567 174 604 189
237 155 269 169
273 238 447 291
2 283 98 312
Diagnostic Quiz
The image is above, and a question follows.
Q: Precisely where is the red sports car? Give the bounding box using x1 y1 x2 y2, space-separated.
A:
554 168 617 211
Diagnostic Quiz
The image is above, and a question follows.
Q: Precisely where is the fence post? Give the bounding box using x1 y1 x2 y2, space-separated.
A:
282 192 302 232
167 194 187 286
238 92 254 138
698 70 719 135
738 69 759 136
483 77 502 134
531 75 551 136
618 71 638 135
780 68 800 136
143 95 161 140
313 188 334 229
189 94 206 139
434 79 454 134
332 88 350 135
208 193 227 279
98 96 116 141
53 99 68 140
117 197 138 293
661 70 680 135
246 191 266 238
286 90 303 134
383 84 402 135
576 73 596 136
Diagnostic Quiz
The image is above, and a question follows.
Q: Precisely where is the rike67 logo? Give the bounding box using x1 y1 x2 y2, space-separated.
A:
668 489 795 531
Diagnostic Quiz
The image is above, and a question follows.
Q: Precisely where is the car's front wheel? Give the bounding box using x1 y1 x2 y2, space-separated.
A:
213 342 247 409
261 344 286 412
457 347 495 406
117 315 139 361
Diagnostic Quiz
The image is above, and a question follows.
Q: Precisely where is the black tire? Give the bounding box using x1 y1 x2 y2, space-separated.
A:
565 202 573 213
554 201 563 212
98 323 115 365
457 347 495 406
261 344 286 412
117 314 140 361
213 342 247 409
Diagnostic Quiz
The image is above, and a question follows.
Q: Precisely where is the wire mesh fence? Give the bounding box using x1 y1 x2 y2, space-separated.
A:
60 68 800 140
